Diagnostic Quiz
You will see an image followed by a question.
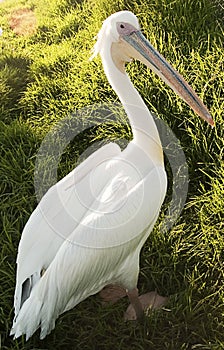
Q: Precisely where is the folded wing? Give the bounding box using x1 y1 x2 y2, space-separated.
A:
13 142 121 319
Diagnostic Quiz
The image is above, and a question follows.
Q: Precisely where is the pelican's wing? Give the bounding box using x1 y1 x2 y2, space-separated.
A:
13 142 121 319
11 165 167 340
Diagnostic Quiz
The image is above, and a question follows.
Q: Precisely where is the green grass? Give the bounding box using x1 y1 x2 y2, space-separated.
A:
0 0 223 349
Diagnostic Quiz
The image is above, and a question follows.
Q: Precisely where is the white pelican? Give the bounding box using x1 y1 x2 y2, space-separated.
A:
11 11 214 340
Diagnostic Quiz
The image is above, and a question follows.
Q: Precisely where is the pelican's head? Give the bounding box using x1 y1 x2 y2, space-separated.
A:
92 11 214 126
92 11 139 56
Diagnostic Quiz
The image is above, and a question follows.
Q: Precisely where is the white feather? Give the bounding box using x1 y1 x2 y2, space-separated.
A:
13 142 121 319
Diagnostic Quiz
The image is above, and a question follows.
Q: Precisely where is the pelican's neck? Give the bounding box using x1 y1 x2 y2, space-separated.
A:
100 44 163 163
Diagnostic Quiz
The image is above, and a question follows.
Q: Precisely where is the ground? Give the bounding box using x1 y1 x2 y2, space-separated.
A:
9 8 36 36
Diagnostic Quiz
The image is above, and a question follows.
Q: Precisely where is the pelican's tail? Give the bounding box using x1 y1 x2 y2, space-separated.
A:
10 287 57 341
10 270 61 340
10 268 94 340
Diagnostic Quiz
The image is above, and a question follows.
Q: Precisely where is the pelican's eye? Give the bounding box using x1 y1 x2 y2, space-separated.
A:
117 22 138 36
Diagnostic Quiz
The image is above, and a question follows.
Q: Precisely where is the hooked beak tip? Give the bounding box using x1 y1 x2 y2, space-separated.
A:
209 119 215 128
205 113 215 127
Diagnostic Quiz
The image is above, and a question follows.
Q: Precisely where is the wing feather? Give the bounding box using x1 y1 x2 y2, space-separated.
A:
13 142 121 317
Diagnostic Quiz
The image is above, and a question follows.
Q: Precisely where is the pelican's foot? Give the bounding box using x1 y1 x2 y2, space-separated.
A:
124 291 168 321
99 284 126 305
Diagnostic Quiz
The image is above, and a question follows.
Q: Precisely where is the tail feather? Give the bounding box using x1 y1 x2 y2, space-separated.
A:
11 272 59 340
11 268 82 340
11 297 43 341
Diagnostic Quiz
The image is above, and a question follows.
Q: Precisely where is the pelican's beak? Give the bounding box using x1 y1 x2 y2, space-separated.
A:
122 30 214 126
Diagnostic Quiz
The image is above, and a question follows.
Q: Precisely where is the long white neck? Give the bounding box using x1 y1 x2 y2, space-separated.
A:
100 44 163 163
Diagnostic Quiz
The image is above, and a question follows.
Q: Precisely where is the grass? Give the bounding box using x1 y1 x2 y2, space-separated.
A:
0 0 223 349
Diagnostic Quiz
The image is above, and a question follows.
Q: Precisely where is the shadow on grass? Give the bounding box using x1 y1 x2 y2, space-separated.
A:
0 119 40 349
0 56 32 123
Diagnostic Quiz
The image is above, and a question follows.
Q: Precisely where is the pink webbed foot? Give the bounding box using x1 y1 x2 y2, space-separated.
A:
124 290 168 321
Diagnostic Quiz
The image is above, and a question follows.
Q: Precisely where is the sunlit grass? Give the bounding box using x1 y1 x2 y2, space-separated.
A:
0 0 223 349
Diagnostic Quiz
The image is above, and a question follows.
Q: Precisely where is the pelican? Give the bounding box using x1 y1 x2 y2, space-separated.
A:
11 11 214 340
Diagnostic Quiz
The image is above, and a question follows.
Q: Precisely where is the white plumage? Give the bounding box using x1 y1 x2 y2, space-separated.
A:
11 11 213 340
